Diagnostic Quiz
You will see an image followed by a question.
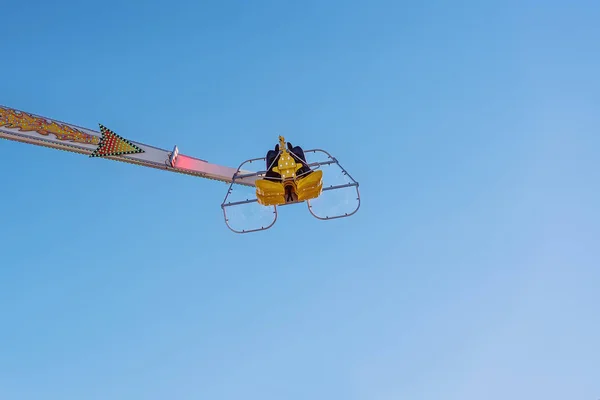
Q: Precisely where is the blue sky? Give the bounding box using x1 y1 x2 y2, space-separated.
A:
1 0 599 399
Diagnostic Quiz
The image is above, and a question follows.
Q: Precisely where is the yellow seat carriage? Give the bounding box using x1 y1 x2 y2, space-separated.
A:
221 135 360 233
0 105 360 234
255 136 323 206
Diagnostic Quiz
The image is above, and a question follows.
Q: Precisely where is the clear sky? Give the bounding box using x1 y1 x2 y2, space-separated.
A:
1 0 599 399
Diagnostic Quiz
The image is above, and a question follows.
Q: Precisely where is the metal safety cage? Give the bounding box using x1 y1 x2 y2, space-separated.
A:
220 149 360 234
304 149 361 220
220 156 278 234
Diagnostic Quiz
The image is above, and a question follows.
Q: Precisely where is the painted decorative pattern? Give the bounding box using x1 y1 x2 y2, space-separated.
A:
0 106 100 145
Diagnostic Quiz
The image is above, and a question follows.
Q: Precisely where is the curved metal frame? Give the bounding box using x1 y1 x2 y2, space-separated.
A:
220 149 361 233
303 149 361 221
221 157 277 234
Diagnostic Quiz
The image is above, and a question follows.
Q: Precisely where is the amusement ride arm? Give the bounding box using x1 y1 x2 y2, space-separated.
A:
0 105 258 187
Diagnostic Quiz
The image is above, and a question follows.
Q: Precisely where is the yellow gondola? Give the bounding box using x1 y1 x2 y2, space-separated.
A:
221 135 361 233
254 136 323 206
